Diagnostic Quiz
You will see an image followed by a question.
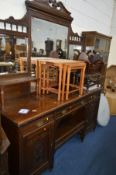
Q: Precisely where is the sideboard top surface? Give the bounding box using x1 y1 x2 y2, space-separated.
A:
2 88 101 127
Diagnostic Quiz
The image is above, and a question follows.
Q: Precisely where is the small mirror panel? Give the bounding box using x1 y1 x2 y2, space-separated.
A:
0 34 28 75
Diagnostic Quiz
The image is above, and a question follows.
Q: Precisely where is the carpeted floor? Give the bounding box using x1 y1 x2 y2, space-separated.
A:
42 116 116 175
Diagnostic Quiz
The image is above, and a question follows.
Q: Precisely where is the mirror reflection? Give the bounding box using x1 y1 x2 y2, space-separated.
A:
0 34 28 75
69 44 82 60
31 17 68 59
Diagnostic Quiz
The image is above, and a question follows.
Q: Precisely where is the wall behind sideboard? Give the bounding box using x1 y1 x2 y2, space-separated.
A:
111 0 116 36
61 0 114 36
108 0 116 66
0 0 26 19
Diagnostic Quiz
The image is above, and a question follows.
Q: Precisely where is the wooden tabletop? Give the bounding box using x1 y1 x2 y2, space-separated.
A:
1 89 100 127
20 57 86 65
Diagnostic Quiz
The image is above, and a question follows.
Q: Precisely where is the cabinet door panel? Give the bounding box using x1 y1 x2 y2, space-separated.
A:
84 97 100 131
22 125 52 175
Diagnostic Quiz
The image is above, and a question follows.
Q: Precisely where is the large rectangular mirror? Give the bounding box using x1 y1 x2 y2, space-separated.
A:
31 17 68 58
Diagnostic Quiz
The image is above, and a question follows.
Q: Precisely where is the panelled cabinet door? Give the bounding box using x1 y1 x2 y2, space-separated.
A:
21 122 54 175
84 96 100 131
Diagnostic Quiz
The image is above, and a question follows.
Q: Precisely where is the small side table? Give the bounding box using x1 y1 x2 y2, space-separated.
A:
62 61 86 100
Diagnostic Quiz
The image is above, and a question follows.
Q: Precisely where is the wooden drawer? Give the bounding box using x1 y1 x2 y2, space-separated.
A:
84 92 100 103
55 105 70 119
55 99 87 119
20 113 54 137
70 99 86 111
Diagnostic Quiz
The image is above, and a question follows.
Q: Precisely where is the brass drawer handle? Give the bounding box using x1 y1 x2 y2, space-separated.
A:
62 109 67 115
56 108 68 117
80 101 85 105
46 117 49 121
36 117 49 128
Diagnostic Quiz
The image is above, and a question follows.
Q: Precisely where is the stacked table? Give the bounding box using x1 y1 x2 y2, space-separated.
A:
19 57 86 101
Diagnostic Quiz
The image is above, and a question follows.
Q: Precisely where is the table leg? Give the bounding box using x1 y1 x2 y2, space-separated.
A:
79 66 86 95
66 66 71 100
58 65 63 101
62 65 67 101
1 87 4 111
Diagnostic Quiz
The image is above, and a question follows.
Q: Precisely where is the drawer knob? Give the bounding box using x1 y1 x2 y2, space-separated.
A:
46 117 49 121
43 128 47 131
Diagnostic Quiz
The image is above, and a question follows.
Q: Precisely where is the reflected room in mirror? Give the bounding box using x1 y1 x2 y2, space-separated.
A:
31 17 68 59
0 34 28 74
68 27 83 60
69 45 82 60
0 15 29 76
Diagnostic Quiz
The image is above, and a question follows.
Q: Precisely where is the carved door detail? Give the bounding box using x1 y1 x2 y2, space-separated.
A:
84 96 100 131
22 124 53 175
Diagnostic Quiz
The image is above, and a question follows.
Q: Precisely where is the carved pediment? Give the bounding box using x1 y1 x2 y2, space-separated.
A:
25 0 73 22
